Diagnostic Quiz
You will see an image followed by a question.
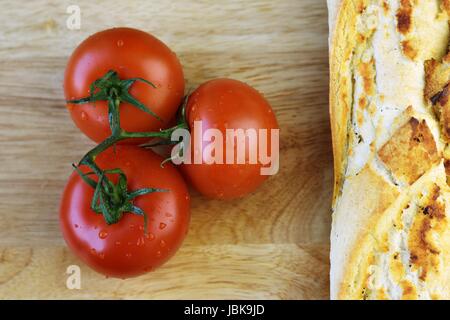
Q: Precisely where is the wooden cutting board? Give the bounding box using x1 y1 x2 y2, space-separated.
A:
0 0 331 299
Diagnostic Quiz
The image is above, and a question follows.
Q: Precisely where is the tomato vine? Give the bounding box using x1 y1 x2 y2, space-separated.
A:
67 70 187 231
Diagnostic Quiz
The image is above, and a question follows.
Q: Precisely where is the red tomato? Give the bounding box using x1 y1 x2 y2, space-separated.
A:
181 79 279 199
60 146 190 278
64 27 185 143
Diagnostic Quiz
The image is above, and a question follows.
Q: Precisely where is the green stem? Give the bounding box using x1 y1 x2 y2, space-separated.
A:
68 70 181 231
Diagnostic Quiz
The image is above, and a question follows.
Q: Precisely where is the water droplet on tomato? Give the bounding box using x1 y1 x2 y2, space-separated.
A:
115 241 121 246
98 230 108 239
117 39 124 47
98 252 105 259
127 241 133 246
125 161 131 167
168 84 173 90
156 251 161 257
160 240 166 247
136 237 145 246
81 111 87 120
129 224 135 230
145 233 155 240
90 248 96 255
125 253 132 258
165 212 173 217
74 224 79 228
159 222 167 230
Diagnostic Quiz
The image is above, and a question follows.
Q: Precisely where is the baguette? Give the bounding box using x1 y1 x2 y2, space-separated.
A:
329 0 450 299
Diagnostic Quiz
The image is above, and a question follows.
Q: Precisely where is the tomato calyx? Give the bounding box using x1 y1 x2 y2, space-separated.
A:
73 165 167 233
67 70 162 121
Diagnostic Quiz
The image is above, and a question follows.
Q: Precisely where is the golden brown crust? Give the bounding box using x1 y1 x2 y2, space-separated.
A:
400 280 418 299
425 54 450 141
424 58 450 102
358 59 376 96
401 39 418 60
438 84 450 139
329 0 361 208
382 1 390 14
396 0 413 35
378 117 440 185
442 0 450 16
408 189 446 281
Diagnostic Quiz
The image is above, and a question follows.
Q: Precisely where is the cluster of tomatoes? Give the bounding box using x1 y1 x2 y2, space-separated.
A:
59 28 278 278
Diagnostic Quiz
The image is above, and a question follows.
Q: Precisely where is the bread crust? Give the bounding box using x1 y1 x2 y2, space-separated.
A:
329 0 365 299
329 0 450 299
329 0 358 209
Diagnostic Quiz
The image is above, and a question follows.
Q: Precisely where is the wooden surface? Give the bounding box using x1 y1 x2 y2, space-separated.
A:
0 0 331 299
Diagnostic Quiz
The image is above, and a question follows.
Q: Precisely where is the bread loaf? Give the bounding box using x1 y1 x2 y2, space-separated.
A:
329 0 450 299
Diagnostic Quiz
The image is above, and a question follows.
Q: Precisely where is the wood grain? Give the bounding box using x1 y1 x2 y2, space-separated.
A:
0 0 331 299
0 244 329 299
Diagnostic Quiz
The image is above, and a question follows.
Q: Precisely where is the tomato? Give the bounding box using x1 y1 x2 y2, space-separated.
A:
181 79 279 199
59 146 190 278
64 27 185 143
